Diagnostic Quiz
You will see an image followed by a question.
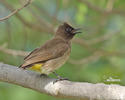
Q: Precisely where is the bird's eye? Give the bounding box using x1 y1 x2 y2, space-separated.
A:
65 27 72 33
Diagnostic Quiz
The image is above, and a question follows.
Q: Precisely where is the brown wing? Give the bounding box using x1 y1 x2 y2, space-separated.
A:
20 39 69 68
24 48 39 60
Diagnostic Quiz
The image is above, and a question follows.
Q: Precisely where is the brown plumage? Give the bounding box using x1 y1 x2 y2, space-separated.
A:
20 22 81 75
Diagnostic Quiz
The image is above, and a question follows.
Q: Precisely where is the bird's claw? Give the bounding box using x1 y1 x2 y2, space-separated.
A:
53 77 69 84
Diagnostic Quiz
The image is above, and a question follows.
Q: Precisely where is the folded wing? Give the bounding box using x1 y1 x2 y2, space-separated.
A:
20 39 69 68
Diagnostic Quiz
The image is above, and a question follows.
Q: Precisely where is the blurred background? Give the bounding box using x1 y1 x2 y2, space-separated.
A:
0 0 125 100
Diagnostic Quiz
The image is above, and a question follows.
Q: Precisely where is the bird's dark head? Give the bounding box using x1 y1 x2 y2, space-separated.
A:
55 22 81 40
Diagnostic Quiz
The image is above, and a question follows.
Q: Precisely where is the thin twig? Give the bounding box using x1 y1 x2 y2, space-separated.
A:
0 0 54 33
69 49 125 65
0 45 28 56
78 0 125 16
32 3 61 24
69 51 103 65
87 30 121 45
78 0 104 13
0 0 32 21
27 7 55 33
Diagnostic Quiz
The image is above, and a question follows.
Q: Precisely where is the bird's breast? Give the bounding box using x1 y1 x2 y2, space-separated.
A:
41 48 71 74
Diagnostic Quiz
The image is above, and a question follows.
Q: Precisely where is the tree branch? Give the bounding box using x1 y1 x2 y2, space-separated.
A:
0 0 32 21
0 0 55 33
0 45 28 56
0 63 125 100
87 30 121 45
78 0 125 16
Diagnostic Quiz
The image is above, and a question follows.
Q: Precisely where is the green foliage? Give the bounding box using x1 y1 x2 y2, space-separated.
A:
75 3 87 24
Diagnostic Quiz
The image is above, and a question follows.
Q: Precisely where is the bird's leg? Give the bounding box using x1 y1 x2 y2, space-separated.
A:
53 71 68 84
53 71 61 79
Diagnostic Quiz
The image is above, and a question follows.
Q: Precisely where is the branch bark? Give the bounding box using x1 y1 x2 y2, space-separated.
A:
0 63 125 100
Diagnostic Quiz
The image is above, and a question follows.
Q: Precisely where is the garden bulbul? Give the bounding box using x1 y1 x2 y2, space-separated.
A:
20 22 81 75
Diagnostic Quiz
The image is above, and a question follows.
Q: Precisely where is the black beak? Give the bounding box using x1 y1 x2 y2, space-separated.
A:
72 28 82 34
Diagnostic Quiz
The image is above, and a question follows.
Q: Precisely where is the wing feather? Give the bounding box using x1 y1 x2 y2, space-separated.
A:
20 39 69 68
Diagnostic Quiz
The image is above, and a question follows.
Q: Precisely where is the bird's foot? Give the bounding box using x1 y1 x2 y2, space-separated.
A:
53 77 68 84
52 71 69 84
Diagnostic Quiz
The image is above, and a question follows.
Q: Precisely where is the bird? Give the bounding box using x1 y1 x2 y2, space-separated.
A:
19 22 81 79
